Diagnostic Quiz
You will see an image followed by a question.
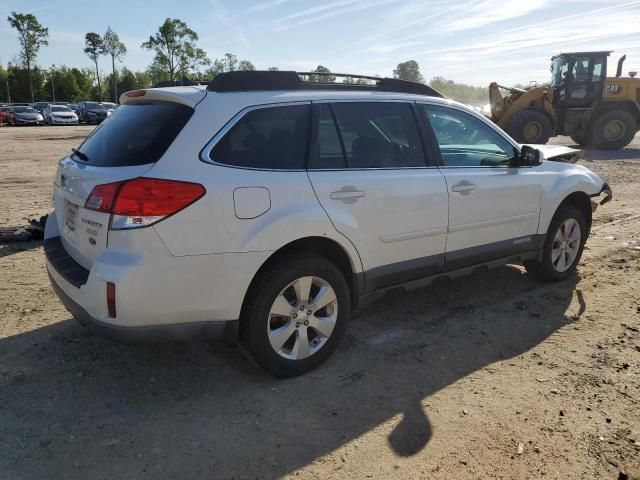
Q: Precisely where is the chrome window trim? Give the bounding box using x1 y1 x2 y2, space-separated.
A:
199 100 312 172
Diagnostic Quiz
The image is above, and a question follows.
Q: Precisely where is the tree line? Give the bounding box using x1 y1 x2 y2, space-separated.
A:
2 12 488 105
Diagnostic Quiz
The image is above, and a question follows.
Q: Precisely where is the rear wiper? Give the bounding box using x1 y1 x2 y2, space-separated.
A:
71 148 89 161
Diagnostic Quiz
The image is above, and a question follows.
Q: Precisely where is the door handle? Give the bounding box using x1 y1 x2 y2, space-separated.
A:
330 188 365 201
451 182 477 193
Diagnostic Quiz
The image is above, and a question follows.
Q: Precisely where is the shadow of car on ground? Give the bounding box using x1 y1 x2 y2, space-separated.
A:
0 264 582 478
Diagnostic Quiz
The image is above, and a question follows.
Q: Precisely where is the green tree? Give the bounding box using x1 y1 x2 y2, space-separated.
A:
267 66 279 71
0 63 8 102
141 18 209 82
84 32 105 100
428 76 489 103
307 65 335 83
6 63 46 102
393 60 423 83
204 53 255 80
103 26 127 103
6 12 49 102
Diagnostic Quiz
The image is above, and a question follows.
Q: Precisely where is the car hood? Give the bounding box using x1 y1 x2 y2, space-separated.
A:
523 144 583 164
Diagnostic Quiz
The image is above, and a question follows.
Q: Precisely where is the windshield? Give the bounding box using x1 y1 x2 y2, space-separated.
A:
51 106 71 112
550 56 572 88
85 102 104 110
15 107 36 113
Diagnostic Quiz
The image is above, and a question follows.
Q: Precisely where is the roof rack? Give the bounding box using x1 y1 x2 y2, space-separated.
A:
206 71 444 97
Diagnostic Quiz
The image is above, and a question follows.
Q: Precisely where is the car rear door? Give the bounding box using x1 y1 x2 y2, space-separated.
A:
307 101 448 293
419 103 543 271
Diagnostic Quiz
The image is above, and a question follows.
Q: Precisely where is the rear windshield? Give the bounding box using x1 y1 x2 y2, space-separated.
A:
85 102 104 110
73 102 193 167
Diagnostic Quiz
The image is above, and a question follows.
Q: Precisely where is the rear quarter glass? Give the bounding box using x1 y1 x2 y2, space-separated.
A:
74 102 194 167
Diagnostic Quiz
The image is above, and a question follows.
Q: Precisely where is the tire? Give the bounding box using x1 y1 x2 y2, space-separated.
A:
590 110 636 150
242 253 351 377
525 204 586 282
570 135 588 146
507 109 553 144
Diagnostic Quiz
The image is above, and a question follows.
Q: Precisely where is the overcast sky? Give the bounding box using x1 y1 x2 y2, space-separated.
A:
1 0 639 86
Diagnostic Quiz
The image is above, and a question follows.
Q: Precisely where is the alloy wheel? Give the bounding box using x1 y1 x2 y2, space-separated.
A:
551 218 581 272
267 276 338 360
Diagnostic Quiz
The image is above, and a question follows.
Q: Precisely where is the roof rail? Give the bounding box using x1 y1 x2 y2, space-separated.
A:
206 70 444 97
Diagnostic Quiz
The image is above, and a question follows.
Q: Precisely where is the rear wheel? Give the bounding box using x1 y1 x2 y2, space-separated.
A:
242 253 350 377
507 109 553 144
525 205 586 282
590 110 636 149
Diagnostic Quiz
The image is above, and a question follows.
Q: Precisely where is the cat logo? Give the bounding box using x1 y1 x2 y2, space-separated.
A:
605 84 620 94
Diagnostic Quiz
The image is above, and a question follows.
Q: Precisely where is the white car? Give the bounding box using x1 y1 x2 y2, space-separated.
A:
43 105 79 125
45 71 612 376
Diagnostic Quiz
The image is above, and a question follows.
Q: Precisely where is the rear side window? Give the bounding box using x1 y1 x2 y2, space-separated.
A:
331 102 425 169
74 102 193 167
210 104 309 170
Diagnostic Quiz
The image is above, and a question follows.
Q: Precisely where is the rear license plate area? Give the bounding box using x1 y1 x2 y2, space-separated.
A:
65 200 79 232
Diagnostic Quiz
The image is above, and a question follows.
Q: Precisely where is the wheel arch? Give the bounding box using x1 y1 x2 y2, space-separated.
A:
554 191 593 237
591 100 640 127
240 236 363 331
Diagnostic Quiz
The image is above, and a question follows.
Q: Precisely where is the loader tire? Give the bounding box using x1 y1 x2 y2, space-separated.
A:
570 135 588 146
590 110 636 150
507 110 553 144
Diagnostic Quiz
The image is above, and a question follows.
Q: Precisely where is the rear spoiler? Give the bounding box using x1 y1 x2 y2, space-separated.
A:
119 87 207 108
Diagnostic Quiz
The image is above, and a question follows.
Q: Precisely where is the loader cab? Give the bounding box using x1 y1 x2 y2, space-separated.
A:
550 51 610 108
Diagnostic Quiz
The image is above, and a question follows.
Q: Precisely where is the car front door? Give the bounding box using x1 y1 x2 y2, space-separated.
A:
307 101 449 293
419 103 543 271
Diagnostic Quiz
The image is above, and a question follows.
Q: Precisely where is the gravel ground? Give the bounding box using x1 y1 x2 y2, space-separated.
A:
0 125 639 479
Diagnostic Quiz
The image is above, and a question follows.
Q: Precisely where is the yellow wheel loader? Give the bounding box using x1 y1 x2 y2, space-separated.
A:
490 51 640 149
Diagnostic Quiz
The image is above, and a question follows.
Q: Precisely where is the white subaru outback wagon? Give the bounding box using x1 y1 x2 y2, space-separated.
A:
45 71 612 376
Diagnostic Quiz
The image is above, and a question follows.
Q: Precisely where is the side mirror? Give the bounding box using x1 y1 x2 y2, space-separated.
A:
518 145 542 166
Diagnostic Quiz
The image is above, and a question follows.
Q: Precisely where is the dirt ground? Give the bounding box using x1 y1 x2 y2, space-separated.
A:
0 125 639 480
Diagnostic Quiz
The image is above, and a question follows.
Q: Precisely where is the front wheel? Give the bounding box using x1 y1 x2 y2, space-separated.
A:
507 109 553 144
242 253 350 377
525 205 586 282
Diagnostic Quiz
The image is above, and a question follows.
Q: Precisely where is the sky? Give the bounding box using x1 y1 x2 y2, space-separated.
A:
1 0 639 86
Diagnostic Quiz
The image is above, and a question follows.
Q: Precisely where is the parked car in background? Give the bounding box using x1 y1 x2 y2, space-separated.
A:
101 102 117 113
76 101 111 124
44 71 612 377
33 102 51 113
68 104 78 112
0 106 10 124
8 105 45 125
43 104 79 125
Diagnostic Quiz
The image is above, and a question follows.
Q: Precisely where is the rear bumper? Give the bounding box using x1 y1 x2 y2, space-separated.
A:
48 270 238 343
44 230 240 344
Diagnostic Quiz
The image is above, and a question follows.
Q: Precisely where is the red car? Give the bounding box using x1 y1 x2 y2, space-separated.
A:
0 106 10 124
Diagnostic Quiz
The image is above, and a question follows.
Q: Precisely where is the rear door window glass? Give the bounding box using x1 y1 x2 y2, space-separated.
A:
210 104 309 170
74 102 193 167
331 102 425 168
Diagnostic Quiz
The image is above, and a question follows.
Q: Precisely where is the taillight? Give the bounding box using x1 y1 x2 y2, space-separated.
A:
84 178 205 229
85 182 123 212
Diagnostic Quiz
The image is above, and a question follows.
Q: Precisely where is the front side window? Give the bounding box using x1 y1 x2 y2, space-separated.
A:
330 102 425 168
210 104 309 170
422 105 517 167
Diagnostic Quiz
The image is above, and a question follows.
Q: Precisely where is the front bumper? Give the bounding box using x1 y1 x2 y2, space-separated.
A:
590 181 613 211
45 235 239 344
50 117 79 125
14 118 43 125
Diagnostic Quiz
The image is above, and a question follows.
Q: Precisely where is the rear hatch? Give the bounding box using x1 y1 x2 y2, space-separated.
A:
54 88 204 270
